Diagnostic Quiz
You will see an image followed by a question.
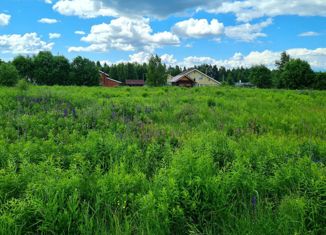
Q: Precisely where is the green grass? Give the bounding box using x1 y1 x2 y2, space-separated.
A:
0 86 325 234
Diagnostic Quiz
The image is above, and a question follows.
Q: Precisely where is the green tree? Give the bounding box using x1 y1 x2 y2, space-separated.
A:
280 59 314 89
12 55 34 81
117 63 127 82
126 63 138 80
274 52 291 88
70 56 99 86
32 52 71 85
249 65 272 88
0 63 20 86
146 55 167 86
275 51 290 71
219 66 227 82
226 72 234 85
313 72 326 90
109 65 119 81
32 51 54 85
52 56 70 85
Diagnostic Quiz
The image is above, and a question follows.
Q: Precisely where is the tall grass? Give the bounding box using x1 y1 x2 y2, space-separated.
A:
0 86 325 234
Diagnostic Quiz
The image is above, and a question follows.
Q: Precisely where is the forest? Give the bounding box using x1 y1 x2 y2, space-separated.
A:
0 52 325 90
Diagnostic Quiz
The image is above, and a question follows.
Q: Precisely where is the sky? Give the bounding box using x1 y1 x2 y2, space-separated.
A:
0 0 325 70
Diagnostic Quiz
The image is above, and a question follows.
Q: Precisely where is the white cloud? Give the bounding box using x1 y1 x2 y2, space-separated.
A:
99 60 113 66
160 54 177 65
38 18 59 24
49 33 61 39
209 0 326 22
0 33 54 55
179 48 326 70
68 17 180 53
287 48 326 68
68 44 108 53
44 0 52 4
128 52 177 65
181 52 277 69
53 0 118 18
129 52 152 64
225 18 272 41
298 31 320 37
182 56 220 67
0 13 11 26
172 17 272 42
173 18 224 38
75 30 86 35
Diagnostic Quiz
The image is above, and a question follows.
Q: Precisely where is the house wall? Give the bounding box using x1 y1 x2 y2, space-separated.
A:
100 74 120 87
187 70 220 86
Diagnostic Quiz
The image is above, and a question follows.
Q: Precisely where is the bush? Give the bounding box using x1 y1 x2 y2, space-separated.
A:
0 63 20 86
280 59 315 89
313 72 326 90
207 98 216 107
249 65 272 88
16 79 30 92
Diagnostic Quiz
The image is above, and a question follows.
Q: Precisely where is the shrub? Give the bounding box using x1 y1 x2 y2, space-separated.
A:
0 63 20 86
280 59 315 89
16 79 30 92
207 98 216 107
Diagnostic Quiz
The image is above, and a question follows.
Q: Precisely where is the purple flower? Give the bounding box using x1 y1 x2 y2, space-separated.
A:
63 109 68 117
251 196 257 207
111 111 116 119
145 107 152 113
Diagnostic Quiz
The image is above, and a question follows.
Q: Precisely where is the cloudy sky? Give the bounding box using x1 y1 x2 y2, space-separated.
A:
0 0 325 69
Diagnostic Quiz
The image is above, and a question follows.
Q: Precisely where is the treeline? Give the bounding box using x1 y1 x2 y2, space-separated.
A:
0 52 99 86
98 52 326 90
0 51 325 89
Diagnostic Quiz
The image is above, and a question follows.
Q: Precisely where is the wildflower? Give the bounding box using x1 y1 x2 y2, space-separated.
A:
145 107 152 113
111 111 116 119
251 196 257 208
63 109 68 117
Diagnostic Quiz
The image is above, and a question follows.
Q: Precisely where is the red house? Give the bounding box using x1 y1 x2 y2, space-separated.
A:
125 80 145 86
99 71 122 87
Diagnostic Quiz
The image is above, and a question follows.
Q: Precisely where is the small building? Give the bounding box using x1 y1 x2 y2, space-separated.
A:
168 69 221 87
235 80 255 88
125 80 145 87
100 71 122 87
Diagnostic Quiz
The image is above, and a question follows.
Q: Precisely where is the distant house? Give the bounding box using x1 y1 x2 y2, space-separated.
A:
99 71 122 87
235 80 255 88
125 80 145 87
168 69 221 87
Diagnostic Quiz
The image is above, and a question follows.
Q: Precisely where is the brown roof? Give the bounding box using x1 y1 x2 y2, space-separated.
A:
125 80 145 85
169 68 220 85
99 71 122 83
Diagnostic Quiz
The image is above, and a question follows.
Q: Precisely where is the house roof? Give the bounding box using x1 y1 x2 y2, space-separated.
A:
125 80 145 85
99 71 122 84
169 69 220 84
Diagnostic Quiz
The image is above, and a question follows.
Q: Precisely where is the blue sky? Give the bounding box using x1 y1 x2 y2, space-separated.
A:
0 0 325 70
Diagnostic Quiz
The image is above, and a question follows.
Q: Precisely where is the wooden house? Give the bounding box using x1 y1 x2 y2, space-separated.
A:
168 69 220 87
125 80 145 86
99 71 122 87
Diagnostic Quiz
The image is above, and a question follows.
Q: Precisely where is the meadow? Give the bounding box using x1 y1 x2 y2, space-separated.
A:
0 86 325 234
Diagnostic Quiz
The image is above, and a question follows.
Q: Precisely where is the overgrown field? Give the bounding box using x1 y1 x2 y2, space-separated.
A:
0 86 325 234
